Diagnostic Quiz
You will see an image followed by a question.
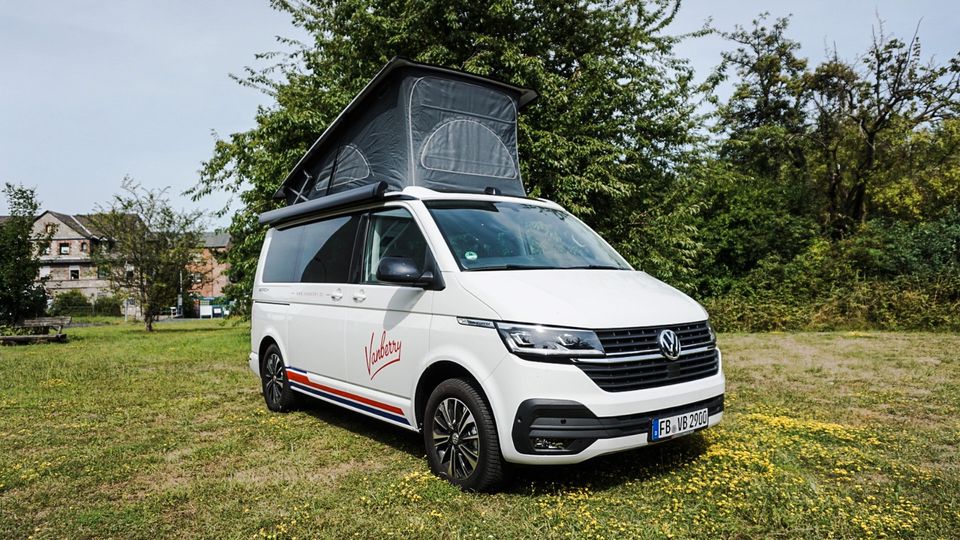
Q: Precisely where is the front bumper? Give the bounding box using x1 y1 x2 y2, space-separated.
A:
512 394 724 455
484 348 726 464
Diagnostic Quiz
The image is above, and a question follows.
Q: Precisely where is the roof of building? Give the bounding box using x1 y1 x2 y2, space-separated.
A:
201 232 231 249
41 211 104 237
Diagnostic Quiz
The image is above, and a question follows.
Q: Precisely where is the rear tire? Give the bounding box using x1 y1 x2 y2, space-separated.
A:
261 344 298 412
423 378 504 491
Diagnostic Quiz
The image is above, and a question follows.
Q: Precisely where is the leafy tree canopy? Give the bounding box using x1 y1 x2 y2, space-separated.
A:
90 178 205 331
0 183 49 325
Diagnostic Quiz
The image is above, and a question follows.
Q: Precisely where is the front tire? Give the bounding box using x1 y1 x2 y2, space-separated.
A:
261 344 297 412
423 378 504 491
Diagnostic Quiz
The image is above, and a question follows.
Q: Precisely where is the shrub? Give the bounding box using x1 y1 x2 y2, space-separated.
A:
50 291 92 316
93 295 123 316
705 215 960 332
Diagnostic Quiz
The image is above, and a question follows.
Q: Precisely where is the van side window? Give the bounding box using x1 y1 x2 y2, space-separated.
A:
262 226 303 283
263 214 360 283
298 215 360 283
362 208 429 283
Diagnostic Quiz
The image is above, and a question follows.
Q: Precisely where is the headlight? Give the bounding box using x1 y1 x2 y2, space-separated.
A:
494 322 604 361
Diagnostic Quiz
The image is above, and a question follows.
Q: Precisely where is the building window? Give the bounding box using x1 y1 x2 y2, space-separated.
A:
70 269 80 280
42 245 51 255
39 266 51 279
192 272 203 284
45 223 56 234
59 243 70 255
80 242 88 253
125 270 135 281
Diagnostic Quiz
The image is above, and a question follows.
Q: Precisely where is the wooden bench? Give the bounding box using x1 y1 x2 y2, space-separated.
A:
0 316 71 345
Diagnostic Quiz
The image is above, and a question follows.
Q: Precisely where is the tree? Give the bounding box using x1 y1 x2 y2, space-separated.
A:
0 183 49 325
692 15 818 292
190 0 708 314
717 15 960 237
716 14 810 177
89 178 205 331
806 24 960 235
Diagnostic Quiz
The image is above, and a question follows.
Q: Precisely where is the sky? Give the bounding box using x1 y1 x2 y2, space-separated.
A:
1 1 957 227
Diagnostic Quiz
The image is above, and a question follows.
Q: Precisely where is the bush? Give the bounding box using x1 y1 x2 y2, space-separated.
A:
93 295 123 316
705 215 960 332
50 291 92 316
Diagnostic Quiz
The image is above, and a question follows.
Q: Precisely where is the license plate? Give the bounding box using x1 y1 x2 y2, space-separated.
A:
651 408 709 441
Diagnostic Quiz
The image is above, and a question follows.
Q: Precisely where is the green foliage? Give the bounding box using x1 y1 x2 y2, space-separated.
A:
192 0 709 310
93 295 123 316
48 292 122 317
706 214 960 332
49 291 92 316
180 292 199 318
0 183 49 325
698 14 960 330
89 177 206 331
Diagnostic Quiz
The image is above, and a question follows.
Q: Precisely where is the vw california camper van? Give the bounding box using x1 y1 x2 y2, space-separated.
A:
249 58 724 491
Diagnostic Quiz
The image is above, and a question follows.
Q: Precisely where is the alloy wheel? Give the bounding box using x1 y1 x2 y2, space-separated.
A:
432 397 481 479
264 352 286 406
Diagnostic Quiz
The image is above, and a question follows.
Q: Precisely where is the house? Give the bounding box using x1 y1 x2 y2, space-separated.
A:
191 232 231 298
33 211 113 301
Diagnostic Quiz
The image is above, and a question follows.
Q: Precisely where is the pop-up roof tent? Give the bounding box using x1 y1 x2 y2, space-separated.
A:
273 57 538 207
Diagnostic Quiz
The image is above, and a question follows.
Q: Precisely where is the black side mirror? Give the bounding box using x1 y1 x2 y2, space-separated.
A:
376 256 434 288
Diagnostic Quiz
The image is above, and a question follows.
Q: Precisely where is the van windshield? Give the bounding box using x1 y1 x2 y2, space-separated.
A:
425 201 632 271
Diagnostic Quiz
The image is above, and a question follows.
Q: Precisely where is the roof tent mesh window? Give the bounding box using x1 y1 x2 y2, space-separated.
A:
330 145 372 189
410 78 519 182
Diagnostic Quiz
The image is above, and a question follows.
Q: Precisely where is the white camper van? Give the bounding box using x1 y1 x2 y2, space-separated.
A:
249 58 724 491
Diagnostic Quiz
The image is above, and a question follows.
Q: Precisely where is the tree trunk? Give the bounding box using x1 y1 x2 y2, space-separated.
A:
144 314 154 332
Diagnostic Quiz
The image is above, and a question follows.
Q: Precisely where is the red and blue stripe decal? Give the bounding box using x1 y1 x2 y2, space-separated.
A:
285 366 409 426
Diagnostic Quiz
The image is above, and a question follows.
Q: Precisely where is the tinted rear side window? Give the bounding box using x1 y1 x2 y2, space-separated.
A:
262 226 303 283
262 214 360 283
298 215 360 283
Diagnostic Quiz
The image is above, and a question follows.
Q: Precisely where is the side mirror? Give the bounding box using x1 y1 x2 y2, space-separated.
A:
376 256 434 288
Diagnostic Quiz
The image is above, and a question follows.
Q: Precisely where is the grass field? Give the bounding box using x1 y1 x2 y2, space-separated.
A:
1 321 958 539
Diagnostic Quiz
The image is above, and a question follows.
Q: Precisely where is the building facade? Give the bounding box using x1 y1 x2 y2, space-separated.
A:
192 232 231 298
33 211 112 300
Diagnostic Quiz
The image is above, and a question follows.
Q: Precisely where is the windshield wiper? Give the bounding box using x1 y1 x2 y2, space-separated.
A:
470 264 558 271
561 264 626 270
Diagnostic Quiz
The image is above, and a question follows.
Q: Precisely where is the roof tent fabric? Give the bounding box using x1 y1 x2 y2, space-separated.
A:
276 57 537 206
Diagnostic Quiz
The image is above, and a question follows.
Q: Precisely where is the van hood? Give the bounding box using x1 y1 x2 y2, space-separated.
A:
454 270 707 329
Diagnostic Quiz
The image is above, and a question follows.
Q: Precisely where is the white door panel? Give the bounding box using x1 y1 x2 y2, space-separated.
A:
287 285 346 379
344 286 432 397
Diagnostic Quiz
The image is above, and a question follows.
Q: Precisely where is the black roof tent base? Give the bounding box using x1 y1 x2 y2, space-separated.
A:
259 181 405 227
274 57 538 206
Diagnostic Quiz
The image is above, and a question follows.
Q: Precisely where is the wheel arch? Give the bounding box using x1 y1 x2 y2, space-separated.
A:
414 360 491 430
257 335 281 375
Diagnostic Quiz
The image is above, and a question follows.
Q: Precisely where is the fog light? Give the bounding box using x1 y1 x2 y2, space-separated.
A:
531 437 570 451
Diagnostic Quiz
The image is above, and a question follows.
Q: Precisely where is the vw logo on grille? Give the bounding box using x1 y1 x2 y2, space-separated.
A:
657 329 682 360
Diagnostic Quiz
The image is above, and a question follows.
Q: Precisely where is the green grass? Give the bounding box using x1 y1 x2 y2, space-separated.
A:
1 322 958 538
66 315 131 325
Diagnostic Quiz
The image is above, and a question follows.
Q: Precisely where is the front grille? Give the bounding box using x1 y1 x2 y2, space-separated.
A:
578 321 718 392
595 321 713 356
